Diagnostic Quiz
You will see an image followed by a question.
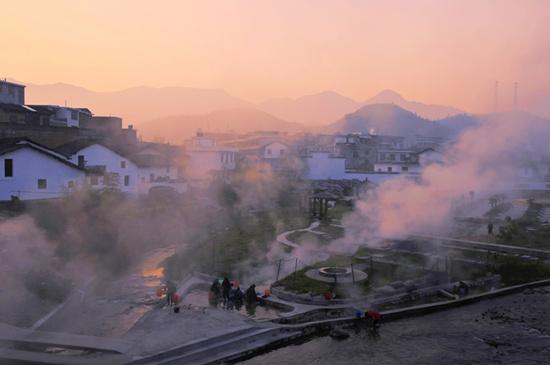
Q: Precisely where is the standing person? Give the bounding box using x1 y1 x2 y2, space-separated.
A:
221 277 231 307
244 284 257 305
234 286 244 311
488 222 494 235
209 279 221 307
165 280 177 306
367 308 381 330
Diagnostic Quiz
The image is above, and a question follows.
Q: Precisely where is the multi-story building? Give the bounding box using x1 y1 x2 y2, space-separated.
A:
0 80 25 105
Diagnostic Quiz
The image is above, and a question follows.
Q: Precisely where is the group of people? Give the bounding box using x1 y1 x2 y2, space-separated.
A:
355 308 381 332
209 277 261 310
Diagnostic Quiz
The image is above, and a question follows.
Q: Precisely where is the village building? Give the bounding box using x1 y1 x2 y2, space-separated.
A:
0 80 25 105
374 148 420 173
131 144 186 195
184 131 238 179
27 105 93 128
334 133 378 171
56 140 139 194
0 138 85 201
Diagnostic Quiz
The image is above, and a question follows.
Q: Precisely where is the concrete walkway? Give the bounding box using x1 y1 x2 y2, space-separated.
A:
413 234 550 258
0 322 132 353
276 220 324 248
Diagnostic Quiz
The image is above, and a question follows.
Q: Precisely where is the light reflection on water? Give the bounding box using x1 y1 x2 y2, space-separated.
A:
141 247 175 287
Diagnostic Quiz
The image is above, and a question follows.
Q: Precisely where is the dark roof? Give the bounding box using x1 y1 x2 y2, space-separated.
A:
27 105 93 115
26 105 57 115
0 137 85 171
55 139 127 158
0 80 25 88
130 154 173 168
0 103 36 113
76 108 93 115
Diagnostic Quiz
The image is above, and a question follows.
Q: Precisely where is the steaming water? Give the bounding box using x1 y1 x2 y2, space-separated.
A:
141 247 176 287
240 288 550 365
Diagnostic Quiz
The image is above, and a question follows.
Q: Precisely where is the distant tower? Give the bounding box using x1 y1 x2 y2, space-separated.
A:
493 80 499 113
513 82 518 111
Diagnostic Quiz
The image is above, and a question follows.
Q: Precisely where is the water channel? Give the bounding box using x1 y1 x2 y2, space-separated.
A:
240 287 550 365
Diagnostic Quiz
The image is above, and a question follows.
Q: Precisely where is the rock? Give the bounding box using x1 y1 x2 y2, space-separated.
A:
329 328 350 340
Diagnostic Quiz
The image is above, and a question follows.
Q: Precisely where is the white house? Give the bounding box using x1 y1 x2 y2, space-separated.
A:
185 133 237 179
131 150 186 195
57 140 139 194
374 162 420 174
303 151 409 185
304 152 347 180
0 138 85 201
263 142 289 159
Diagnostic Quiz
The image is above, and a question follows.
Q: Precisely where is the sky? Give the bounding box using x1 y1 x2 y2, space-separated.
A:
1 0 549 113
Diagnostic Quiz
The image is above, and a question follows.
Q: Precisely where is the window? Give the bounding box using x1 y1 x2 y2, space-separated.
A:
124 175 130 186
121 160 126 168
387 167 392 172
8 85 14 96
267 148 272 155
402 166 409 172
77 155 85 168
4 159 13 177
90 175 99 185
389 154 396 161
37 179 47 189
150 173 155 182
71 110 78 120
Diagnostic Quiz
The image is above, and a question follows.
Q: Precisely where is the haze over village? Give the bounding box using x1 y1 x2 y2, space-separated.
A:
1 1 550 365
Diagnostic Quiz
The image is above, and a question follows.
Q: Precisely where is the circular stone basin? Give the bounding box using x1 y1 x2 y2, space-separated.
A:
318 267 351 278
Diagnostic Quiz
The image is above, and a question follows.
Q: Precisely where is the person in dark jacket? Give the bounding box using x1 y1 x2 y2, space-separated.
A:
221 277 231 307
245 284 258 304
209 279 221 307
233 286 244 310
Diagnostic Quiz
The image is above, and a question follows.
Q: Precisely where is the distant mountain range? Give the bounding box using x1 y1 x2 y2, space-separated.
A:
324 103 483 142
136 108 302 143
261 89 464 125
260 91 361 126
363 89 464 120
24 82 252 124
19 80 488 141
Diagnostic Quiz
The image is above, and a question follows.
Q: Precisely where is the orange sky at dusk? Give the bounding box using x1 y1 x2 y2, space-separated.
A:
1 0 549 113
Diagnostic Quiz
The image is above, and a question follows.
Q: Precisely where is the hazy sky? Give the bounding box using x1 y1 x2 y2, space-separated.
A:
2 0 549 113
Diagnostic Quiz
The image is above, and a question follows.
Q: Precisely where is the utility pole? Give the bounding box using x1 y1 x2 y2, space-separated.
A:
293 258 298 285
276 258 282 282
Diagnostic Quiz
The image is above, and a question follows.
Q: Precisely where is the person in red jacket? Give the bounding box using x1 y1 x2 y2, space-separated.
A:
366 309 381 330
